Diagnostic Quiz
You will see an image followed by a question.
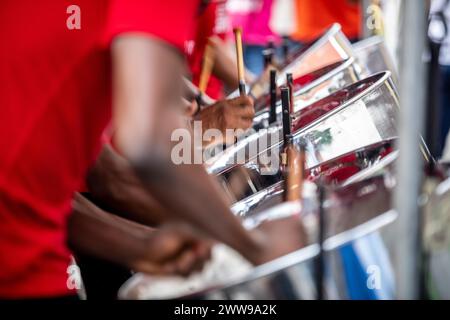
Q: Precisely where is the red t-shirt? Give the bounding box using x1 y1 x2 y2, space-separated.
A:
186 0 230 100
0 0 198 298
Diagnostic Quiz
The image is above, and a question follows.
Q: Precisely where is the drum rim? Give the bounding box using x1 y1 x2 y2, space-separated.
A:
182 207 397 299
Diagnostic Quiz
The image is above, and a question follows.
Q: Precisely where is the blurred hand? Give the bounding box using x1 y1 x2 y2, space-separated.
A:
183 94 215 118
249 68 271 99
131 223 213 276
182 97 197 117
247 216 308 265
198 96 255 145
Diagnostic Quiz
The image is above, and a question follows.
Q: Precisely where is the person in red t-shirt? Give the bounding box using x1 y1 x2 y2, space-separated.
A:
187 0 229 100
0 0 306 299
187 0 252 99
183 0 256 144
0 0 208 299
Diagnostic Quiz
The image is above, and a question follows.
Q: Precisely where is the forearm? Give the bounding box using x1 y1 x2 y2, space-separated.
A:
88 182 167 227
68 193 153 269
87 141 258 256
210 37 254 91
124 102 263 258
133 152 263 259
212 55 254 93
111 36 264 263
86 147 168 227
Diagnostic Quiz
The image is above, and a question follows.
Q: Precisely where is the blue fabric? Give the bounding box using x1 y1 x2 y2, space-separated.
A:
339 243 378 300
338 232 396 300
243 44 266 76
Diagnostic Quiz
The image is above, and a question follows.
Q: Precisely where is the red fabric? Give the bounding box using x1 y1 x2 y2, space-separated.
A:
104 0 198 52
187 0 229 100
0 0 198 298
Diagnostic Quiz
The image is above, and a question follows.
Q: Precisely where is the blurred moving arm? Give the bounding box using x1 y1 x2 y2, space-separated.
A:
68 193 210 276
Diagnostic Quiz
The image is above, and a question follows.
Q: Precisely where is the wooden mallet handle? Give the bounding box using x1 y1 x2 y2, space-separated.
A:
198 41 215 94
233 27 246 95
285 145 302 202
284 140 306 203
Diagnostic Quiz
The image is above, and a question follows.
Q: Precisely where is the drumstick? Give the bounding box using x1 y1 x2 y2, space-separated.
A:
280 86 292 145
198 41 215 95
233 27 246 96
287 73 295 113
269 69 277 124
285 143 301 202
298 141 306 198
284 140 306 203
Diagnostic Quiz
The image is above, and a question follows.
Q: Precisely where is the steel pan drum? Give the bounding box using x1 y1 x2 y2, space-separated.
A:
119 172 398 300
278 23 355 84
208 72 399 205
353 36 398 83
192 171 398 300
249 24 356 103
231 139 397 218
252 58 360 128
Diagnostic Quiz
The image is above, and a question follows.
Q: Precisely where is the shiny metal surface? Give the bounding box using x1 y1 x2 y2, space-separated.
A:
278 23 355 84
249 24 357 104
252 58 360 128
186 172 398 300
353 36 398 83
122 174 396 300
185 242 320 300
231 139 397 218
209 72 399 205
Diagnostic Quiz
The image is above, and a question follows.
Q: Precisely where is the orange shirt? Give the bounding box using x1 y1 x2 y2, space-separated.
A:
292 0 361 42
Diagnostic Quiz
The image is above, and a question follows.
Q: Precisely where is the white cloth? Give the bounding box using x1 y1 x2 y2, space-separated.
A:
118 244 253 300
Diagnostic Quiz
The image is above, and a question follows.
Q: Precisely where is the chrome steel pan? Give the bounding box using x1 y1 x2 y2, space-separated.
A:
248 23 356 104
135 174 396 300
231 139 397 218
353 36 398 83
252 58 360 128
278 23 355 85
208 72 399 205
186 166 399 299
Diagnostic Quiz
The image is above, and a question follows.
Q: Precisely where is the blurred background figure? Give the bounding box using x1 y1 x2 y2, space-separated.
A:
226 0 363 77
187 0 232 99
430 0 450 160
227 0 281 76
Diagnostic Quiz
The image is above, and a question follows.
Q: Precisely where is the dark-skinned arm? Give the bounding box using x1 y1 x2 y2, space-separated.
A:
110 35 276 265
208 36 255 92
109 35 306 265
68 193 210 276
86 144 167 227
